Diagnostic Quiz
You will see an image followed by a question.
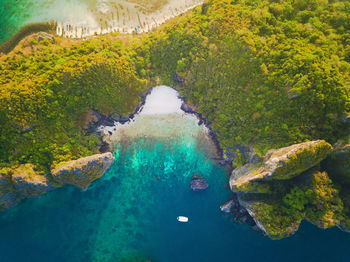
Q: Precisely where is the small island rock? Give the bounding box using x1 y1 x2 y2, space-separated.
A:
220 199 235 213
191 175 209 191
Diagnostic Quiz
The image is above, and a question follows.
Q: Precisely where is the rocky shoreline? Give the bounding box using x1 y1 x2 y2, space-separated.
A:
0 153 115 211
2 85 348 239
89 85 256 227
89 85 228 165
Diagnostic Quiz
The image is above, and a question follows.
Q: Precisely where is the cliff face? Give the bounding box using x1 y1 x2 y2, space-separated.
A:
230 140 333 193
0 164 53 210
52 153 115 190
12 164 53 198
227 140 344 239
0 153 115 211
0 169 18 210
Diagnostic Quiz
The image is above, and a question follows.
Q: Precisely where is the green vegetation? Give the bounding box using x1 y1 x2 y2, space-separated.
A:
251 199 304 239
0 21 57 54
0 0 350 236
133 0 349 152
247 171 346 239
0 33 146 172
1 0 349 173
271 140 333 179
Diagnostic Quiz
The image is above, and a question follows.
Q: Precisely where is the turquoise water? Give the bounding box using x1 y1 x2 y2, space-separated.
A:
1 135 350 261
0 0 203 43
0 0 91 43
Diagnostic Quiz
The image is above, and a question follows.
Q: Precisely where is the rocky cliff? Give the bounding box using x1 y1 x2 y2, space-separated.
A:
230 140 333 194
52 153 115 190
0 153 115 211
224 140 348 239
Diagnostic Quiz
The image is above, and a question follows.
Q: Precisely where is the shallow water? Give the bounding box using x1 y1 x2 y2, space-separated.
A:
0 0 203 44
1 135 350 261
0 86 350 261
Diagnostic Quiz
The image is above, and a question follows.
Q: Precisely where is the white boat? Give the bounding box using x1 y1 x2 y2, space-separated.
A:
177 216 189 222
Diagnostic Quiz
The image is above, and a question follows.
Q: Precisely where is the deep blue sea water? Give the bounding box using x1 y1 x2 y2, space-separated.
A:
0 134 350 262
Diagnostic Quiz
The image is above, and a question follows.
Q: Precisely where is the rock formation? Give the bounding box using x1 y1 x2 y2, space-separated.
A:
230 140 333 193
52 152 115 190
0 153 115 211
0 169 18 210
223 140 341 239
0 164 53 211
12 164 53 198
190 175 209 191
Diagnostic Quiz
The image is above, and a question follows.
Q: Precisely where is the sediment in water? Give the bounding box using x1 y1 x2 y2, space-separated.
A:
0 21 57 55
96 86 225 165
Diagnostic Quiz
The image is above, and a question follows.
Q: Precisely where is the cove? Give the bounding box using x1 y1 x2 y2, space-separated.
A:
0 86 350 262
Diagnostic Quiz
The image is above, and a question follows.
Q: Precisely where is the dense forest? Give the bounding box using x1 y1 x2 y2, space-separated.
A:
0 0 349 237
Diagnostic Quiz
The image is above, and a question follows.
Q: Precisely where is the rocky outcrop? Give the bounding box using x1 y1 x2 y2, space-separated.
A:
220 199 235 213
230 140 333 193
0 169 18 210
190 175 208 191
0 164 53 211
51 153 115 190
239 197 302 239
0 153 115 211
220 194 256 226
225 140 342 239
12 164 53 198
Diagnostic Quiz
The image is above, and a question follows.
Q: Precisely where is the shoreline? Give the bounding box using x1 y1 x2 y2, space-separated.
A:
93 85 229 169
0 21 57 55
0 1 203 55
56 0 204 38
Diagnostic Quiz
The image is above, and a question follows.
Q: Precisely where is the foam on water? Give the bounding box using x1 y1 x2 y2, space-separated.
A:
0 0 205 43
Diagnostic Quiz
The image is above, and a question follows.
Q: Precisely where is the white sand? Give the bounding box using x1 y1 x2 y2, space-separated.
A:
54 0 205 38
140 86 183 115
98 86 208 141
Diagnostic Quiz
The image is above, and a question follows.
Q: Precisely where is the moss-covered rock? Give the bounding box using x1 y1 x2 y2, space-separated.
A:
230 140 333 193
237 169 347 239
239 198 302 240
265 140 333 180
51 153 115 190
230 164 271 193
304 171 344 229
11 164 53 198
0 168 18 210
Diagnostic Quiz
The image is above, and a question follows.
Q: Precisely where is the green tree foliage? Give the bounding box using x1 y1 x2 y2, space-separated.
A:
0 0 349 207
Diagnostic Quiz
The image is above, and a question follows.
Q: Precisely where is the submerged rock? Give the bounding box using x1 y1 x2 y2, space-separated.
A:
190 175 208 191
220 199 235 213
12 164 53 198
230 140 333 193
52 153 115 190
